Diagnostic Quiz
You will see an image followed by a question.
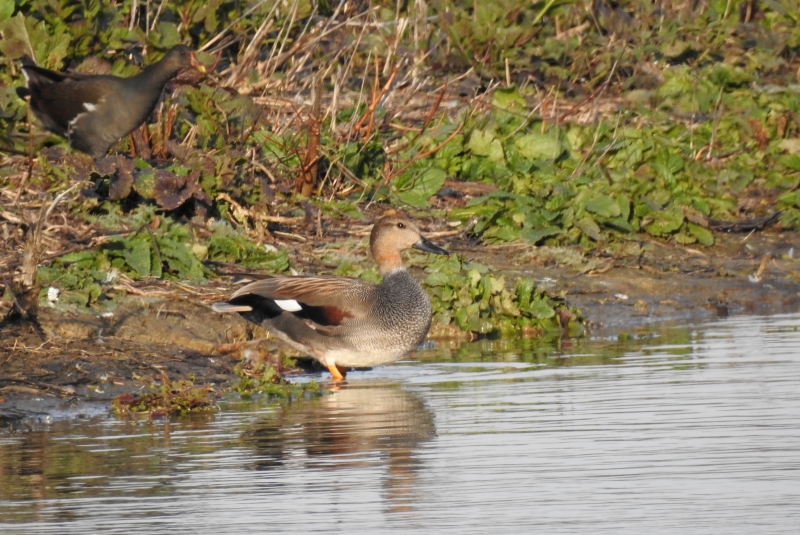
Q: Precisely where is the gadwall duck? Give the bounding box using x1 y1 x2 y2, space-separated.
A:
212 213 449 380
16 45 204 158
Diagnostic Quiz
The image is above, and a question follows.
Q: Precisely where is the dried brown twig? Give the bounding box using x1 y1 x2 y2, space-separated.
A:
2 183 80 329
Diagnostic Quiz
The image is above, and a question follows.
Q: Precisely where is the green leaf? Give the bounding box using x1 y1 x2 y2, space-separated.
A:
691 198 710 215
515 277 535 309
155 22 184 48
780 155 800 171
425 272 452 287
157 236 205 280
396 167 447 207
528 297 556 319
731 172 753 192
645 208 685 236
606 217 636 232
778 190 800 208
123 238 152 277
492 86 527 111
467 269 482 288
488 275 505 294
133 171 156 199
0 13 31 59
616 195 631 220
467 129 496 156
584 193 621 218
208 231 291 270
85 283 103 303
0 14 71 67
709 64 754 88
575 215 602 241
491 290 520 317
688 223 714 246
482 224 520 242
515 131 564 160
486 139 505 162
60 250 99 264
0 0 14 22
208 235 238 259
520 226 560 244
674 232 696 244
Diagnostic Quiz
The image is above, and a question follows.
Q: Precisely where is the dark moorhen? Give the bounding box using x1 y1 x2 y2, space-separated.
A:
16 45 204 158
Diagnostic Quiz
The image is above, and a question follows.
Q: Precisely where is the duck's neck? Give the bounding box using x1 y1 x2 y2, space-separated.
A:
374 251 404 275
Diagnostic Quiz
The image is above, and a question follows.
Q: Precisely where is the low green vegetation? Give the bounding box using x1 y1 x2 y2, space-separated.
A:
423 253 578 335
111 378 218 418
443 77 800 248
2 0 799 337
111 363 322 418
36 206 291 306
232 361 322 399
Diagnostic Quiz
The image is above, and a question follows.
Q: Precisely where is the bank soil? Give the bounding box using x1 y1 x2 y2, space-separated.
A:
1 226 798 428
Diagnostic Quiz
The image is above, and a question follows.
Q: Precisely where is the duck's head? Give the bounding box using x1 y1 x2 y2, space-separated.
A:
370 211 448 273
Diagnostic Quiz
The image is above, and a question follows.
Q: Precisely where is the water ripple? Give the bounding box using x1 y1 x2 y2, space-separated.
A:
2 314 800 534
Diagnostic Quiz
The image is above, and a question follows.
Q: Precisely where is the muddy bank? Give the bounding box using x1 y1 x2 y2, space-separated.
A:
546 230 800 332
1 228 799 428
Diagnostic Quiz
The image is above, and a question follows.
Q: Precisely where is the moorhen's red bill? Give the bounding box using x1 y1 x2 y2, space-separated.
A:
16 45 205 159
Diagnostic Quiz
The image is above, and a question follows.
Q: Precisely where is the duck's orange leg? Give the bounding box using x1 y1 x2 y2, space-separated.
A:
326 364 347 381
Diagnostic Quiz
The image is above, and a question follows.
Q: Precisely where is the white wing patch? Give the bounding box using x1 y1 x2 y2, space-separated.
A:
68 96 105 136
274 299 303 312
67 112 86 140
67 113 83 131
67 103 99 134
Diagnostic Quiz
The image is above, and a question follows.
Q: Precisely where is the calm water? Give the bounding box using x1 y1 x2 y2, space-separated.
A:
2 313 800 534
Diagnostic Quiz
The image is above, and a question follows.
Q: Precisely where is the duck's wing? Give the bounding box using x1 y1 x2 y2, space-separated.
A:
219 276 375 326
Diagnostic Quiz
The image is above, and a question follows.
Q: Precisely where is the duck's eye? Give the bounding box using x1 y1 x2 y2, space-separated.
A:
397 222 405 229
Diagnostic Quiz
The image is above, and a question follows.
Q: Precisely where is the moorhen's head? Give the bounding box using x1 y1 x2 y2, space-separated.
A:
156 44 205 75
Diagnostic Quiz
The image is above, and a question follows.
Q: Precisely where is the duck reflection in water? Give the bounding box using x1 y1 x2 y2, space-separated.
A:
242 381 435 513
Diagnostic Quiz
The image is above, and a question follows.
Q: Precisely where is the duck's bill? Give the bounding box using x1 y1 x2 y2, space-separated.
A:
413 236 449 255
